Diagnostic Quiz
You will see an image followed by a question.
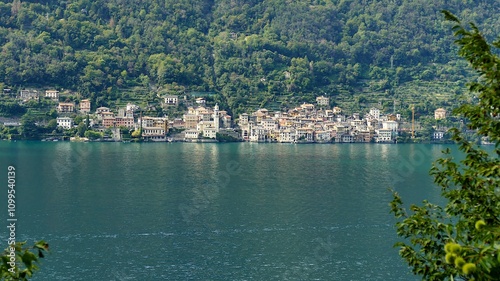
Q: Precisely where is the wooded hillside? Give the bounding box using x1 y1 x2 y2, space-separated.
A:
1 0 499 114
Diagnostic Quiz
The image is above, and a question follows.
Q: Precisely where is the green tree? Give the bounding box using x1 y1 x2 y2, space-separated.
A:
45 119 58 132
19 115 39 140
76 123 87 137
1 241 49 280
390 12 500 280
84 130 102 140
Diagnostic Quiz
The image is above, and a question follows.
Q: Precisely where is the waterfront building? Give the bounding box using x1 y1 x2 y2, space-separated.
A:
249 126 269 142
340 134 355 143
56 117 73 129
315 130 332 142
433 131 445 140
296 128 314 142
382 120 399 132
278 129 295 143
375 128 393 142
203 127 217 139
184 129 199 140
142 127 166 141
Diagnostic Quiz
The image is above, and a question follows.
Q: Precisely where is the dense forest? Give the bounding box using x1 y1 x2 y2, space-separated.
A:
1 0 500 115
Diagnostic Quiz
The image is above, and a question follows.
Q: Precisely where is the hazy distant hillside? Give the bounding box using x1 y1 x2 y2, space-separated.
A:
1 0 499 113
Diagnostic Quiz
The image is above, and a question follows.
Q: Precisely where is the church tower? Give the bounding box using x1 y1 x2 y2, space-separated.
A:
214 103 220 132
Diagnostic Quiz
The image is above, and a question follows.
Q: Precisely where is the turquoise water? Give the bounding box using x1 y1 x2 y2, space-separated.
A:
0 142 451 280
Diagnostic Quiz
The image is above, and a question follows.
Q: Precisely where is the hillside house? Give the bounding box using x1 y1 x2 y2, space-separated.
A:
80 99 91 113
316 96 329 107
45 90 59 101
434 108 447 120
164 95 179 106
19 90 39 102
57 102 75 113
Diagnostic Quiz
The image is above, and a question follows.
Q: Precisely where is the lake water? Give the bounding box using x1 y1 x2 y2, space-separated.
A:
0 142 452 280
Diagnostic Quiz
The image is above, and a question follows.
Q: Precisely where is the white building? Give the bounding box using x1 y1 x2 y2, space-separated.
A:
164 95 179 106
184 129 199 140
370 108 380 119
249 127 269 142
278 129 295 143
261 119 278 131
382 120 399 131
126 103 139 112
375 129 393 142
213 104 220 133
340 134 354 143
45 90 59 101
433 131 445 140
295 128 314 142
315 131 332 142
57 117 73 129
142 127 166 141
203 127 217 139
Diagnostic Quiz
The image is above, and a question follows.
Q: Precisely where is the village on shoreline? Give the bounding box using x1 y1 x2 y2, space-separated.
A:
0 88 477 144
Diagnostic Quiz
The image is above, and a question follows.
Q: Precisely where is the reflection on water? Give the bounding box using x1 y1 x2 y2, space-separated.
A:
0 142 452 280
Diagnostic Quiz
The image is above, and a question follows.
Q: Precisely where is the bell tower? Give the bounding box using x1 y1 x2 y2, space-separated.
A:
214 103 220 132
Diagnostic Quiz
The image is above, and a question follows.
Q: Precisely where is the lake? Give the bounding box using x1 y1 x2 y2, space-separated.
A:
0 142 451 280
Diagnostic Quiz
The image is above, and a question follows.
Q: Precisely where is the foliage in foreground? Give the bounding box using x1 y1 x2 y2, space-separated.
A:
0 241 49 280
390 11 500 281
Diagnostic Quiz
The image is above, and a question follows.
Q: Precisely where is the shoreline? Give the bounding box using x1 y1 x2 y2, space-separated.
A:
0 138 459 145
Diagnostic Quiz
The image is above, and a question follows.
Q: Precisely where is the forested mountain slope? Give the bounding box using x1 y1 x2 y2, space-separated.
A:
1 0 499 113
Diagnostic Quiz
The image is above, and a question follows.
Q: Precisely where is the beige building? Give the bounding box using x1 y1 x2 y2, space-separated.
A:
434 108 447 120
142 127 166 141
102 117 134 128
316 96 329 107
184 129 200 139
57 102 75 113
183 114 199 129
80 99 91 113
